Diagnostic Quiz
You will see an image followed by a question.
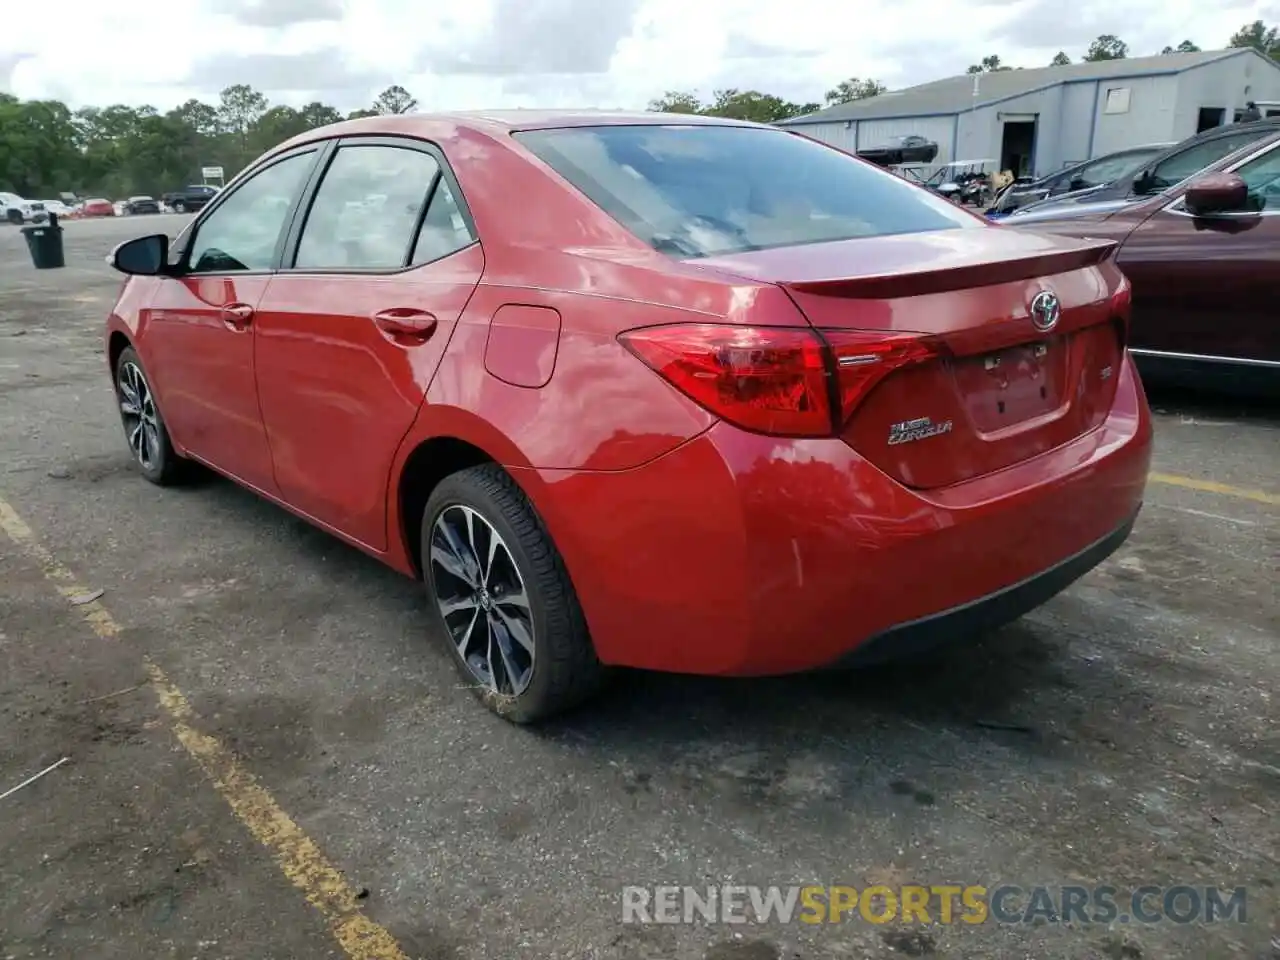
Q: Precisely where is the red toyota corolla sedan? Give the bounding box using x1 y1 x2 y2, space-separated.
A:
103 112 1153 722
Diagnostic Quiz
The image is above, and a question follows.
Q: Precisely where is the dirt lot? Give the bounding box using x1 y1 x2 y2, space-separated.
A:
0 216 1276 960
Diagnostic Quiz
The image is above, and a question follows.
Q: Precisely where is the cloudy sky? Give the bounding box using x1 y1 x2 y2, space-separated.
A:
2 0 1276 112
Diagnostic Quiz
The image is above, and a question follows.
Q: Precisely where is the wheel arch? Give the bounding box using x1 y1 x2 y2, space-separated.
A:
390 404 548 577
396 435 499 578
107 329 132 373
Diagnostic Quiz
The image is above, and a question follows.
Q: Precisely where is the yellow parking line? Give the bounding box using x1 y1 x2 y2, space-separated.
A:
1149 472 1279 507
0 496 410 960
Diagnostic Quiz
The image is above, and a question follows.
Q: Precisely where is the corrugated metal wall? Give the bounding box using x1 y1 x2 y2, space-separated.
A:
791 55 1280 180
1089 75 1180 156
1174 56 1280 137
1055 83 1099 168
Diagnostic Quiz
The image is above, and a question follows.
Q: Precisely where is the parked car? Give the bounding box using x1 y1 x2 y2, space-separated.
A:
38 199 74 217
102 113 1152 722
82 198 115 217
125 195 161 215
1 192 47 224
987 143 1172 217
1006 131 1280 393
856 134 939 167
1009 118 1280 220
161 184 219 213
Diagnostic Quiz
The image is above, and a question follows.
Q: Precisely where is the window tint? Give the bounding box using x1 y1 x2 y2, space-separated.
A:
411 178 474 264
295 145 439 270
1150 133 1265 189
1077 150 1155 186
1233 143 1280 211
514 124 978 259
188 152 315 273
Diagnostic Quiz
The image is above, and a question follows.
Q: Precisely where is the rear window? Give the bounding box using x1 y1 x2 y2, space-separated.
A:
513 124 979 258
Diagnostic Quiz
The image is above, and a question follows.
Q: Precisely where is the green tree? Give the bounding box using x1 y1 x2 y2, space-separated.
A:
1083 35 1128 61
217 84 269 169
645 88 818 121
823 77 887 105
704 88 818 122
0 85 356 199
1228 20 1280 60
0 96 82 196
373 85 418 115
170 99 221 137
967 55 1012 74
299 102 343 128
1161 40 1200 54
1050 51 1071 66
249 106 312 155
647 91 705 114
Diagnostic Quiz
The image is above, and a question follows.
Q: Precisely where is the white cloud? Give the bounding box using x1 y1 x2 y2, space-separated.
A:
2 0 1276 111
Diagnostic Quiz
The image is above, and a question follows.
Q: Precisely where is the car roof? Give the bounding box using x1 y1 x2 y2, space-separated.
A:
277 109 766 151
1141 117 1280 167
1010 128 1280 222
393 110 763 131
1021 121 1280 212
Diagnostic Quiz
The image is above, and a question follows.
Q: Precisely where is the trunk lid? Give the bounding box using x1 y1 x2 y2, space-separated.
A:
694 228 1128 489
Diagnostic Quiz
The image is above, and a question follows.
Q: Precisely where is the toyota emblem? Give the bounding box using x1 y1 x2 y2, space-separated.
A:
1029 291 1061 333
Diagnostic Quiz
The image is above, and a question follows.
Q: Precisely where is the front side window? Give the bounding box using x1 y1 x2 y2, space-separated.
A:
1232 143 1280 211
514 124 979 259
1149 132 1266 191
187 151 315 273
294 145 441 270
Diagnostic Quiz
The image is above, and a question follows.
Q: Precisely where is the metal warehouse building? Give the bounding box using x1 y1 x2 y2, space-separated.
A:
781 48 1280 178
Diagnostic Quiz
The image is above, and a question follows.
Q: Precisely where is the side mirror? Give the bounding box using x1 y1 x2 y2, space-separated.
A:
1131 170 1154 195
1183 172 1249 216
109 234 169 276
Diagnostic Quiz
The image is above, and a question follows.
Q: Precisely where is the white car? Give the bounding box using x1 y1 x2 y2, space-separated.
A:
39 200 74 218
1 192 46 224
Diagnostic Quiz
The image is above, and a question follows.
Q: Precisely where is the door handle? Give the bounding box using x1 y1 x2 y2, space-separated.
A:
221 303 254 329
373 308 437 342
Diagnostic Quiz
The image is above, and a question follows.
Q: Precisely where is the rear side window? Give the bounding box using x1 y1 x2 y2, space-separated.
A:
1150 132 1267 189
295 145 441 270
514 124 979 258
412 178 475 265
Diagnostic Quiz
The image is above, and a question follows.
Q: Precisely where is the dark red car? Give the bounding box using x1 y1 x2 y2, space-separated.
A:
1006 131 1280 393
103 113 1152 722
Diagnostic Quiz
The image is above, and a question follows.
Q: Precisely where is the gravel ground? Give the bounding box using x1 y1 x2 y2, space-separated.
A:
0 215 1276 960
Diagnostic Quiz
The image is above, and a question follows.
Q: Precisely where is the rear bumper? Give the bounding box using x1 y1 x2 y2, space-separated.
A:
522 355 1152 676
830 509 1136 667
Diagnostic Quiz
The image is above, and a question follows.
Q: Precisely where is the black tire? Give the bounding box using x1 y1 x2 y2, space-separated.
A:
5 209 21 225
172 200 186 213
421 464 605 723
114 347 186 486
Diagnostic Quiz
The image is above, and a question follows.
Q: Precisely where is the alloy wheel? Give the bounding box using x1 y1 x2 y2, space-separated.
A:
117 361 160 471
429 504 536 696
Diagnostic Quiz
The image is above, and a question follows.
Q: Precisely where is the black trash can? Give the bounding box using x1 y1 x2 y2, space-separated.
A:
21 213 65 269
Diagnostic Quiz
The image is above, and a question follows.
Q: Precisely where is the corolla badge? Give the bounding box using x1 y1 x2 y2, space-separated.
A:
1029 291 1061 333
887 417 953 445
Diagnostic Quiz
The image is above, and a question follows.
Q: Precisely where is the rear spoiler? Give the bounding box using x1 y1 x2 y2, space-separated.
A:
783 239 1118 300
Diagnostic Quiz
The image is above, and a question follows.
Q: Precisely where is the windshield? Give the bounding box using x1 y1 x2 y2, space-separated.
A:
514 124 979 258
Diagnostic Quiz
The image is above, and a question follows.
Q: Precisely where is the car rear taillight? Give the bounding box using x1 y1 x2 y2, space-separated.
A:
618 324 937 437
823 330 940 429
